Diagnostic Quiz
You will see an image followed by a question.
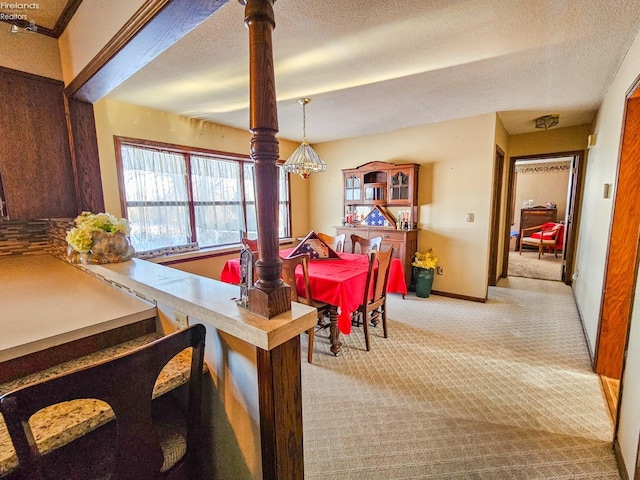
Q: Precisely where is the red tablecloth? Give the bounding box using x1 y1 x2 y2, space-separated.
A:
221 248 407 334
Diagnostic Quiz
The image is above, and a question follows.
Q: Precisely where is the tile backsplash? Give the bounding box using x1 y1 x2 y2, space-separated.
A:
0 219 74 259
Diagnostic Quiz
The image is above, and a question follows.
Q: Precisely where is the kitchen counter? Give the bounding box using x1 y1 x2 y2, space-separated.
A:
80 258 317 351
0 255 157 363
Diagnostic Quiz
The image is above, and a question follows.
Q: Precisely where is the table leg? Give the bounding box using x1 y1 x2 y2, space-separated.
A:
328 306 342 356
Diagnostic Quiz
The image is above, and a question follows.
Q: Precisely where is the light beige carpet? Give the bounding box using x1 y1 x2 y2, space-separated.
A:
508 250 563 281
301 277 619 479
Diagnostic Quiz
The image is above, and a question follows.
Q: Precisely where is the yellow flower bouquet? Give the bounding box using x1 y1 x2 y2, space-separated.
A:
412 249 438 270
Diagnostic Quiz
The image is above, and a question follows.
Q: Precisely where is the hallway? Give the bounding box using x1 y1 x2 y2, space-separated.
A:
301 277 618 479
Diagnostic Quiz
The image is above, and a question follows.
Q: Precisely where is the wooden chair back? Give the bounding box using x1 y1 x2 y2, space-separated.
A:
281 254 312 306
317 233 346 253
0 324 206 480
357 248 394 351
241 237 259 253
350 234 382 254
280 254 329 363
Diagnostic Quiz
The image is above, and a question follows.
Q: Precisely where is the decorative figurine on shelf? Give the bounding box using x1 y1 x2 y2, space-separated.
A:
238 245 255 308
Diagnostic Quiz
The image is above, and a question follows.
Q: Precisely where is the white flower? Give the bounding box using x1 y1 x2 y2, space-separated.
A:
66 212 131 253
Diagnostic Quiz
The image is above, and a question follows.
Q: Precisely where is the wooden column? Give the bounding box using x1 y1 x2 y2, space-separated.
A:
242 0 291 318
257 337 304 480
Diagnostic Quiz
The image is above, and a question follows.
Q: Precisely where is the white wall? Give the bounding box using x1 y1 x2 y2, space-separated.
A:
578 27 640 479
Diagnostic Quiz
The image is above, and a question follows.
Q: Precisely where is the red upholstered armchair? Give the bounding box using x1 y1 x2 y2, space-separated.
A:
519 222 564 259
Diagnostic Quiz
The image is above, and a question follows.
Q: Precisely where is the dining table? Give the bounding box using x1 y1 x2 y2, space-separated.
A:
221 247 408 355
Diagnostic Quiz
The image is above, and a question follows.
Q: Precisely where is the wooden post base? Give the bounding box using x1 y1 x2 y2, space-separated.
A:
248 284 291 319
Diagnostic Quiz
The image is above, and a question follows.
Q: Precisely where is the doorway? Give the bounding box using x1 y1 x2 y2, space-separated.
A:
510 157 571 281
498 151 585 285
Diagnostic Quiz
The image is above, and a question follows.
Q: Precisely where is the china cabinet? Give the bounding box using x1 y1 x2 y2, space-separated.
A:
337 161 420 286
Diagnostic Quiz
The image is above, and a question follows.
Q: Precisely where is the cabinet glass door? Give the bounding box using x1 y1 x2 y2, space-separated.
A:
345 175 361 202
390 171 409 201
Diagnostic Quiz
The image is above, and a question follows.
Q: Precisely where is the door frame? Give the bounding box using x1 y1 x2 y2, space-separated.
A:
499 150 586 284
488 146 505 286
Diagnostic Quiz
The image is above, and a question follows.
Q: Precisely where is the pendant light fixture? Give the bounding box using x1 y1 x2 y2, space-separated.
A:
281 98 327 179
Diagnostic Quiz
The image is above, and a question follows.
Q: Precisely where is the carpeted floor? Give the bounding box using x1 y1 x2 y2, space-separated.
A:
301 277 619 479
508 250 563 281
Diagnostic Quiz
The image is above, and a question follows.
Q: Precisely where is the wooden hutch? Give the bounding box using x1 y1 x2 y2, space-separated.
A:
336 161 419 286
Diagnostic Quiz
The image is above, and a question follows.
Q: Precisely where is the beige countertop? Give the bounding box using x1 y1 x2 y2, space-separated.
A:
0 255 157 362
81 258 317 351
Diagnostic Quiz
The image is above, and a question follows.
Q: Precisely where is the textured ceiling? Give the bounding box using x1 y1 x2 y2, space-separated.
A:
105 0 640 143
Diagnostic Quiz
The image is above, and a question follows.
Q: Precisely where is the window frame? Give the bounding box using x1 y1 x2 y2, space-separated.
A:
114 136 291 251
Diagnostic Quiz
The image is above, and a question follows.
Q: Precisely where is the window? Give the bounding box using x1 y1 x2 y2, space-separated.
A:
115 137 290 252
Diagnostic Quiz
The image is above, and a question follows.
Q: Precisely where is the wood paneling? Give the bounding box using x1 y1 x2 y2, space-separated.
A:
0 67 77 220
596 94 640 379
65 97 105 213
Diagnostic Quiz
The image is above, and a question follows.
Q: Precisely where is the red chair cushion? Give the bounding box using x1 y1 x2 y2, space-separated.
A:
531 223 564 250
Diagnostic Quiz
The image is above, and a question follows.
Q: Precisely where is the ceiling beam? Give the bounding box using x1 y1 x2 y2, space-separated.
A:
66 0 229 103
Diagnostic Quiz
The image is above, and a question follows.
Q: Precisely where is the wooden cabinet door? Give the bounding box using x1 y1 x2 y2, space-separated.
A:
0 69 77 220
344 173 362 205
388 168 411 204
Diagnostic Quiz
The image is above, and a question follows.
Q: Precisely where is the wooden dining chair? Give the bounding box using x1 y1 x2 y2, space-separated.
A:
0 324 206 480
280 253 331 363
317 232 346 253
351 234 382 254
241 236 259 253
353 248 394 351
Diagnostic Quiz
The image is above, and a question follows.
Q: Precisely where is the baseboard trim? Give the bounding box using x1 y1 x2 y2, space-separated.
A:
613 438 629 480
431 290 487 303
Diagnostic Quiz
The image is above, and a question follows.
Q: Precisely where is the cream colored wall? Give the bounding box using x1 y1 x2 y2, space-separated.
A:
58 0 145 85
508 125 591 157
0 32 63 80
312 113 498 300
513 167 570 233
577 27 640 480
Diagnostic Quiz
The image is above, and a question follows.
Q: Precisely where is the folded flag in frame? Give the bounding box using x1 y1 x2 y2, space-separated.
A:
287 231 341 260
361 206 396 228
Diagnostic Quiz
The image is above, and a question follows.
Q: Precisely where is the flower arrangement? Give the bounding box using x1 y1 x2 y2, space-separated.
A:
412 249 438 270
66 212 131 253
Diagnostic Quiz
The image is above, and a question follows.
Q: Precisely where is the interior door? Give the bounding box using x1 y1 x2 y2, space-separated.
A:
595 85 640 380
